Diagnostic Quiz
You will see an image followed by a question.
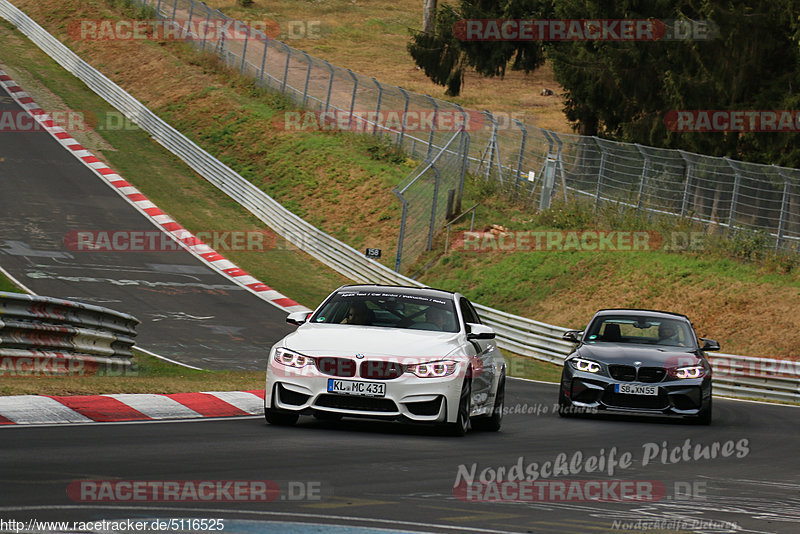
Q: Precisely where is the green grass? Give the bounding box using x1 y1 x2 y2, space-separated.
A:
0 272 21 293
0 350 266 396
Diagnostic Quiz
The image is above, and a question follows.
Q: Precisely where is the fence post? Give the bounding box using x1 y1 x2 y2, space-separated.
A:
427 166 441 251
483 111 498 181
372 78 383 136
200 7 211 51
539 156 557 211
185 1 194 39
724 157 741 229
393 190 408 272
775 167 791 250
679 151 693 217
301 51 313 108
398 87 410 147
594 137 607 213
513 119 527 198
635 144 650 211
281 44 290 93
240 23 249 74
426 95 438 161
347 69 358 130
259 32 269 87
323 60 335 112
455 105 470 208
551 131 567 202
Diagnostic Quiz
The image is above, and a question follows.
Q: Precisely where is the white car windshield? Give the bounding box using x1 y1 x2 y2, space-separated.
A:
310 291 459 333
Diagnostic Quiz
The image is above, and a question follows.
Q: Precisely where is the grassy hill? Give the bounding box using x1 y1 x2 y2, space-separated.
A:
2 0 799 361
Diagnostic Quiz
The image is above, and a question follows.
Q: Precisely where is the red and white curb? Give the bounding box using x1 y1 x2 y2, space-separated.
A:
0 390 266 425
0 68 309 314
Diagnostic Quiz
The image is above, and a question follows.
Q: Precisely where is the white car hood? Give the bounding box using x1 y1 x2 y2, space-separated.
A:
281 324 462 358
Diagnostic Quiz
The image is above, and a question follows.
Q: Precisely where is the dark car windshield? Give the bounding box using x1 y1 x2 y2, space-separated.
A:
584 315 696 348
309 290 459 333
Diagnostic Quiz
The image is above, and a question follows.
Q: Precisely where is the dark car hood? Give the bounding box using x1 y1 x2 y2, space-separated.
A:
574 343 702 366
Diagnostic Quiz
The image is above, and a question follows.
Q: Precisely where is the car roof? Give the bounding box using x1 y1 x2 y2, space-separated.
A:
335 284 458 300
591 308 691 322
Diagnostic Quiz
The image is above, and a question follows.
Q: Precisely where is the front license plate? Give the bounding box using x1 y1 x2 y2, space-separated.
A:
615 384 658 396
327 379 386 397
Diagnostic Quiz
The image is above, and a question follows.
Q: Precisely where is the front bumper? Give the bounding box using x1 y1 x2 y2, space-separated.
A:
560 368 711 418
265 359 465 424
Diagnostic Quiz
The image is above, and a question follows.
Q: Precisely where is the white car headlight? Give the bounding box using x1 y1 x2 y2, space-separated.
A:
406 360 457 378
273 348 314 368
675 365 706 379
570 358 601 373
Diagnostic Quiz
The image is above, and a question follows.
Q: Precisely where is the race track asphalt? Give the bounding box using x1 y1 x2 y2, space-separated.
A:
0 94 296 369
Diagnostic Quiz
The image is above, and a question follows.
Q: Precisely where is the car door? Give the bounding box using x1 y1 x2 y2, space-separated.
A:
459 297 497 413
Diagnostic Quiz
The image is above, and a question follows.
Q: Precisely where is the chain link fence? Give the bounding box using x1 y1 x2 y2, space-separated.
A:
393 129 469 273
134 0 800 267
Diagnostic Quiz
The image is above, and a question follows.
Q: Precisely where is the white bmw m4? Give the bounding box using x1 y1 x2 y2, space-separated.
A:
264 285 506 436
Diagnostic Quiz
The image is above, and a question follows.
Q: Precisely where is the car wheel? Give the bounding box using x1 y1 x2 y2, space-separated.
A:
473 376 504 432
692 396 712 425
264 406 299 426
444 375 471 437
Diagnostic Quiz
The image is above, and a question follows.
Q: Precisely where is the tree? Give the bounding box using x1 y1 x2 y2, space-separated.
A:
408 0 549 96
408 0 800 165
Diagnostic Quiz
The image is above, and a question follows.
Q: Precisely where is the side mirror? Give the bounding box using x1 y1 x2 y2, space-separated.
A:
700 338 720 351
286 311 311 326
466 323 496 340
562 330 583 343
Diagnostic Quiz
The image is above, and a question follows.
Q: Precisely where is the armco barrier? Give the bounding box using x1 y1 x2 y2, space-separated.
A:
0 291 139 375
1 0 798 402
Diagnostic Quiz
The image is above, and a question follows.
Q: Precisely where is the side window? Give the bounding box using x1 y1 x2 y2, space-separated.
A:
459 298 480 326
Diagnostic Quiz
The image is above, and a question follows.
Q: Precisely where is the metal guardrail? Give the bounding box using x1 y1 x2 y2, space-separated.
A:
0 291 139 375
1 0 797 403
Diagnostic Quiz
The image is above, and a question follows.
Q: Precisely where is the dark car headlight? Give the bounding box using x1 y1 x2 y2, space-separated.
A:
570 358 601 374
674 365 706 379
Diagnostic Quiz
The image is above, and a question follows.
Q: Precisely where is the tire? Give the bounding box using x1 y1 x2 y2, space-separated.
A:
444 376 471 437
473 376 504 432
264 406 299 426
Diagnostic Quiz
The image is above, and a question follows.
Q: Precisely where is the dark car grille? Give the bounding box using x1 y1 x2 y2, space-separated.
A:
313 357 405 380
609 365 666 383
315 394 397 412
602 388 669 410
609 365 637 381
638 367 666 383
359 361 404 380
277 384 310 406
314 357 356 377
405 397 443 416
